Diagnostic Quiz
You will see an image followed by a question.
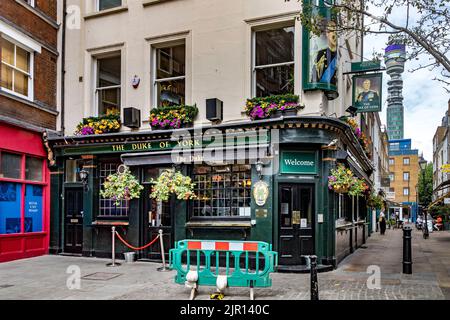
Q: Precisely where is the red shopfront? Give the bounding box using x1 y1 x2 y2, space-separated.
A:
0 122 50 262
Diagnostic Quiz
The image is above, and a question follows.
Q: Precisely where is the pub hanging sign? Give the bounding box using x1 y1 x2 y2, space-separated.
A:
302 0 339 100
352 73 383 113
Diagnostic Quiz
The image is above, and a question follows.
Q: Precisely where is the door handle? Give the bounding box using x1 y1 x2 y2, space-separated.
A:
80 211 84 217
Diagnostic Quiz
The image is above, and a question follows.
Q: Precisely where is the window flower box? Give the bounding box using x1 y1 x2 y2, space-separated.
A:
150 104 198 130
244 94 303 120
75 110 121 135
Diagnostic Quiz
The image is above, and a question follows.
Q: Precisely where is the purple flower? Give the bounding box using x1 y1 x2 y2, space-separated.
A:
81 126 95 135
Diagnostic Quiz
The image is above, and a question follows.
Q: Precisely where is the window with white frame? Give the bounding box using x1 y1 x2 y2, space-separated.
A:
403 157 410 165
96 54 121 116
403 187 409 196
153 43 186 107
389 158 394 165
389 173 394 182
98 0 122 11
403 172 410 181
253 25 294 97
1 37 32 98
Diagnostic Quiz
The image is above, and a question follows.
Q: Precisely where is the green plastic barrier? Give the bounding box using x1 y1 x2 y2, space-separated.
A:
169 239 278 288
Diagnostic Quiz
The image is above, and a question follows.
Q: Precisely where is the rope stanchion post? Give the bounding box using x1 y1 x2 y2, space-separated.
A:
157 229 170 272
106 226 121 267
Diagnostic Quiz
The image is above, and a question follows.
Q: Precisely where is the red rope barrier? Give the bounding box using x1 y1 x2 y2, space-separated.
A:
115 231 160 251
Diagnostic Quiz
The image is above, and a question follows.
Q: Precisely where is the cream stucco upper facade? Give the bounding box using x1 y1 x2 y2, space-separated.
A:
62 0 361 135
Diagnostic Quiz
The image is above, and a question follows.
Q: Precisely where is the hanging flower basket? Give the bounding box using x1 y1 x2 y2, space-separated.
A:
100 165 144 206
150 169 197 202
348 177 366 197
328 164 354 193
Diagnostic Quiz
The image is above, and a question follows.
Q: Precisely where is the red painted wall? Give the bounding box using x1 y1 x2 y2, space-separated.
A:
0 122 49 263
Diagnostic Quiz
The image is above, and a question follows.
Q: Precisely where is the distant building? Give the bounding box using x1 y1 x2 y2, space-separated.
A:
432 99 450 201
385 44 406 140
388 139 419 221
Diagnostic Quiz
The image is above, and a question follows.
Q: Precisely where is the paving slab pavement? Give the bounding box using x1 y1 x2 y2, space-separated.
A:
0 225 449 300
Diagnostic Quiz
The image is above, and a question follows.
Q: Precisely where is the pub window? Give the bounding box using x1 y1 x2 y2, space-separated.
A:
153 43 186 107
192 164 251 218
98 0 122 11
65 159 83 183
337 193 345 220
96 54 121 116
0 152 45 235
1 37 32 99
99 162 129 217
253 25 294 97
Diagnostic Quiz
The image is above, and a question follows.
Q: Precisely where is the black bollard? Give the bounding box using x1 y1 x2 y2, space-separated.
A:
402 226 412 274
310 255 319 300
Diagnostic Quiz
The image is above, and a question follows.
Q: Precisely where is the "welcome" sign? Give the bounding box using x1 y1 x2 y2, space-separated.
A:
280 151 317 174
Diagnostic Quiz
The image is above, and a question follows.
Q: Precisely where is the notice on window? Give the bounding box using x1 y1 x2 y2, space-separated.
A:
300 218 307 228
281 203 289 215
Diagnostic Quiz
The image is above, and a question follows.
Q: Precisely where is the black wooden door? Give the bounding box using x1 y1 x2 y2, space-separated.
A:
142 185 173 261
64 188 83 254
278 184 315 265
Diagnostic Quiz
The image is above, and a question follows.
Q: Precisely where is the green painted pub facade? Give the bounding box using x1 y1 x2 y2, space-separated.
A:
47 116 373 270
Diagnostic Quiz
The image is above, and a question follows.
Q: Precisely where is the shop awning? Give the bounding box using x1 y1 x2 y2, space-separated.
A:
121 144 269 166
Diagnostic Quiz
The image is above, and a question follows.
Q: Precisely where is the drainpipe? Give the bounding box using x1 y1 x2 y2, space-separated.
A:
61 0 67 135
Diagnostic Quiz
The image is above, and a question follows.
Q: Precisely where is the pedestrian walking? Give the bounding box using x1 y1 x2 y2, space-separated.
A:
379 210 386 235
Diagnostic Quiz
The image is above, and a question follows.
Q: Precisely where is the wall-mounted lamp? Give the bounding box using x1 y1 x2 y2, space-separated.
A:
255 160 263 179
345 105 358 117
79 169 89 191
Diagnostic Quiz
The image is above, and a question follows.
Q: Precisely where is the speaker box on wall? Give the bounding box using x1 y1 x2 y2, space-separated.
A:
123 107 141 128
206 98 223 122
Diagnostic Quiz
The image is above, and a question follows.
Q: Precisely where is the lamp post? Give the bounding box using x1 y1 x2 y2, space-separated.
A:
419 158 428 239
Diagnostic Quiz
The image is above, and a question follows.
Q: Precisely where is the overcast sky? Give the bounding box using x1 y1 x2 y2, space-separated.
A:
361 4 450 162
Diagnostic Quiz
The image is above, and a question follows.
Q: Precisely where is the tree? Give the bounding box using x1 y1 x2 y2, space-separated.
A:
418 162 433 207
287 0 450 91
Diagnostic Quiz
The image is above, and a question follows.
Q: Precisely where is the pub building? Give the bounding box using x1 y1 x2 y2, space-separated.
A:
50 0 374 270
47 115 373 271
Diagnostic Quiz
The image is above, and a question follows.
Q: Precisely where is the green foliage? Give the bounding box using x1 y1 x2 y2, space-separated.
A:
150 169 196 202
367 193 384 209
418 162 433 207
100 166 144 206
